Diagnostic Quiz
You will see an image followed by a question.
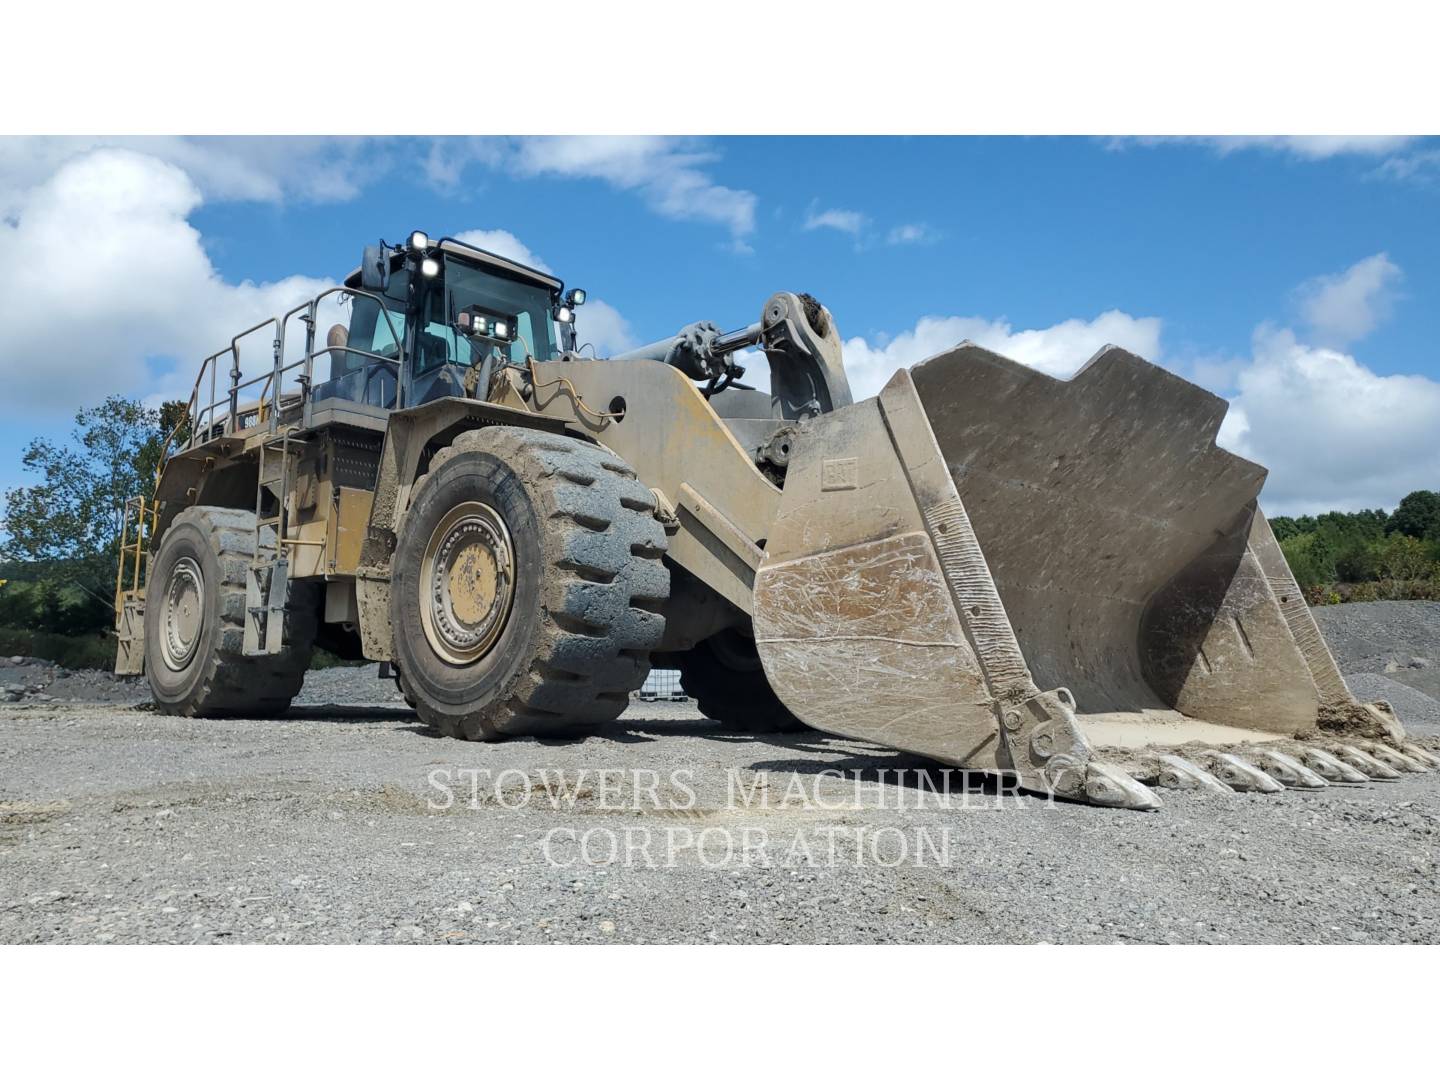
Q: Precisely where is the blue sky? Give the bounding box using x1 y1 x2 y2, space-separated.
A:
1 135 1437 516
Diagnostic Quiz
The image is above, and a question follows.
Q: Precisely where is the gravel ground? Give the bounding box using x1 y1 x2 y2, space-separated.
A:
2 602 1437 945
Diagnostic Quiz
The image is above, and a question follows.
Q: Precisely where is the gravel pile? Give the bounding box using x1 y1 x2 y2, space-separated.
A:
1314 600 1440 701
0 656 147 707
1311 600 1440 734
1342 673 1440 737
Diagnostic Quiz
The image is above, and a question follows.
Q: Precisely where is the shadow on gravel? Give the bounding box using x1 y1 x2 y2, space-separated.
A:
747 750 1034 803
280 705 417 724
271 708 955 785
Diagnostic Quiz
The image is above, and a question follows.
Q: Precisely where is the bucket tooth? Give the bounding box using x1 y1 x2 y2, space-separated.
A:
1390 747 1436 772
1074 761 1164 809
1246 749 1328 789
1195 751 1285 793
1357 741 1429 774
1328 745 1402 781
1293 747 1369 785
1402 743 1440 768
1149 753 1234 793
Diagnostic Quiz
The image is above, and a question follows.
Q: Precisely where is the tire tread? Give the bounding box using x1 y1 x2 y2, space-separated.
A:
395 428 669 739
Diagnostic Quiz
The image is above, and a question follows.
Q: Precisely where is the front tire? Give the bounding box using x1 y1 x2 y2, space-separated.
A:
677 628 807 733
391 427 669 739
144 506 318 716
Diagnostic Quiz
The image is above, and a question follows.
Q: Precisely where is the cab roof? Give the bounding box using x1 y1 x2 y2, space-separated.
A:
344 236 563 294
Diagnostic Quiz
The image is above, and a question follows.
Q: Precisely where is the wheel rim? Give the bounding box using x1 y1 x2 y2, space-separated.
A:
419 501 517 666
161 556 205 671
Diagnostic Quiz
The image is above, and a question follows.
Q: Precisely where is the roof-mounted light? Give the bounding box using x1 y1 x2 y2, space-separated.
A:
409 231 430 252
566 288 586 307
421 257 440 277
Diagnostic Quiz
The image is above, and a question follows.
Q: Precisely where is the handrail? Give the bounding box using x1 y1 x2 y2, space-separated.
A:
179 284 407 450
123 285 411 619
277 286 406 424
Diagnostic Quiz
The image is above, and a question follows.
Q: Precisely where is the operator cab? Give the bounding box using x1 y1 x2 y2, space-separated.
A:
314 232 582 411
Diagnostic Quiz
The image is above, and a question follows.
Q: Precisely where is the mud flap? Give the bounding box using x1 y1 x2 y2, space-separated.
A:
752 368 1159 809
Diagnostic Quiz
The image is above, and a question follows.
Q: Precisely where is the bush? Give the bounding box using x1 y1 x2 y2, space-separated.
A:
1377 533 1433 582
0 577 113 636
1345 581 1380 603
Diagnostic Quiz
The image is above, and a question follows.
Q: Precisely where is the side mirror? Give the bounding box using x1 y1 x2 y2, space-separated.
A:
360 242 391 291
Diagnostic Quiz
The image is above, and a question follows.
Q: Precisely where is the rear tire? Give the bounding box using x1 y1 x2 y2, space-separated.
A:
677 628 807 733
391 427 668 740
144 506 318 716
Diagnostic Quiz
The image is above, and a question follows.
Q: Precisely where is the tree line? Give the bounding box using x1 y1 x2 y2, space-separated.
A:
1270 491 1440 604
0 397 187 664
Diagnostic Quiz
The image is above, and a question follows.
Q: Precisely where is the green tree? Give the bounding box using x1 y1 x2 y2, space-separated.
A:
1269 515 1303 542
1378 533 1433 582
1280 533 1333 589
1388 490 1440 541
1 396 186 614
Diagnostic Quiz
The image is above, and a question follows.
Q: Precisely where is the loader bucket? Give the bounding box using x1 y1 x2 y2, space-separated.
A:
752 343 1421 809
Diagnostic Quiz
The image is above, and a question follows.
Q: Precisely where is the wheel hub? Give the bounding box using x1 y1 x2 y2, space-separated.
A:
420 502 516 665
161 556 205 671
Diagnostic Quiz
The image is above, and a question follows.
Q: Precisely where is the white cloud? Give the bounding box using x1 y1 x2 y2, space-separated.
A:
453 229 553 273
521 137 756 242
0 137 382 218
571 300 637 358
1198 136 1415 159
1217 326 1440 515
840 309 1163 398
425 137 758 248
1294 252 1402 347
1370 148 1440 185
886 223 937 245
1 137 762 251
804 213 937 249
1117 136 1415 160
803 206 867 236
0 149 334 417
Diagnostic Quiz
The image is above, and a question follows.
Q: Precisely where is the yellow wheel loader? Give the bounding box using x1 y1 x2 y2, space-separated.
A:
114 231 1438 810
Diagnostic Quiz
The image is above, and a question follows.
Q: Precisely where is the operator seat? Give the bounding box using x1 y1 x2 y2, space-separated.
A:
327 323 350 381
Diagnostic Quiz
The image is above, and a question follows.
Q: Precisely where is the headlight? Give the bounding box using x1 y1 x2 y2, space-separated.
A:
566 288 586 306
493 320 509 339
409 231 430 252
556 306 573 324
421 257 440 277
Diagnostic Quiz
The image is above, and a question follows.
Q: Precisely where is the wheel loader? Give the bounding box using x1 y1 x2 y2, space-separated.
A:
114 230 1438 810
